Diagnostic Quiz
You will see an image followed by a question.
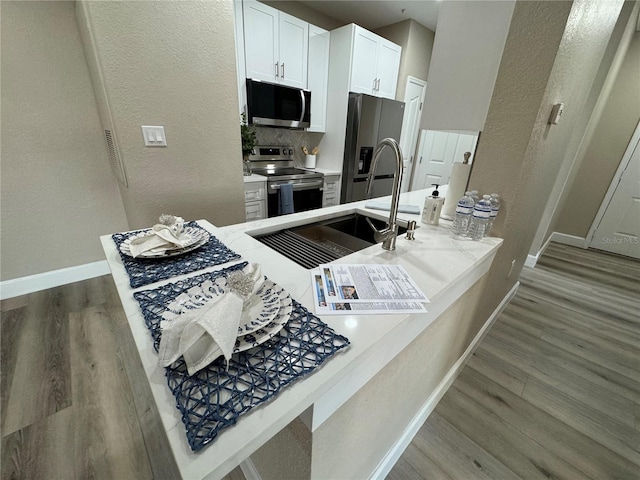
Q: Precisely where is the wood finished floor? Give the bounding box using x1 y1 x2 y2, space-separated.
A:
1 242 638 479
387 243 640 480
0 275 244 480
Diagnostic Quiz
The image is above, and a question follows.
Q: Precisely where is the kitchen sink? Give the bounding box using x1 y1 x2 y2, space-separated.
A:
252 213 407 269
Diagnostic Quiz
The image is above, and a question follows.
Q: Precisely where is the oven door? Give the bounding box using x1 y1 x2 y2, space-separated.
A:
267 179 323 217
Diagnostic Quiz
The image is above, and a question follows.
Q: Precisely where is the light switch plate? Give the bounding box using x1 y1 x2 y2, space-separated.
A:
548 103 564 125
141 126 167 147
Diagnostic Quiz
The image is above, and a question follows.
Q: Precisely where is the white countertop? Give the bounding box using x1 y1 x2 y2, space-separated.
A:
300 167 341 176
242 168 341 183
100 189 501 480
242 173 267 183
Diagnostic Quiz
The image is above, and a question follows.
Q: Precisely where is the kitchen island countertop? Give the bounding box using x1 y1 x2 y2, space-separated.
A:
100 189 502 480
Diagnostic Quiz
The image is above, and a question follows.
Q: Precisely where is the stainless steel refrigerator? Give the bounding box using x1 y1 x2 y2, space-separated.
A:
340 92 405 203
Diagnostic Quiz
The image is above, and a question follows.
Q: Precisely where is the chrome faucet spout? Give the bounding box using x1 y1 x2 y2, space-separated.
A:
365 138 403 250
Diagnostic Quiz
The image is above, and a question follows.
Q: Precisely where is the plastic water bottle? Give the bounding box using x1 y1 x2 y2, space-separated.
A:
451 191 475 237
468 195 492 240
486 194 500 236
470 190 480 205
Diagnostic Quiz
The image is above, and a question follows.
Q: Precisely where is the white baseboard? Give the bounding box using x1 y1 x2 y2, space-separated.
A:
526 232 556 268
550 232 587 248
0 261 111 300
525 254 538 268
369 281 521 480
239 458 262 480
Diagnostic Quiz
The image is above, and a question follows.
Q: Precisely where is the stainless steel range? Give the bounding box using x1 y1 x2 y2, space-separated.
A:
248 145 324 217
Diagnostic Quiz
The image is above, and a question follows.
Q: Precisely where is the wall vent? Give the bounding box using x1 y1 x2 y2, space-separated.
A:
104 129 127 186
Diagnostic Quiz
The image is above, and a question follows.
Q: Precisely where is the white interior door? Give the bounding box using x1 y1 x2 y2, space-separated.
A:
399 76 426 193
411 130 478 190
453 133 479 169
589 124 640 258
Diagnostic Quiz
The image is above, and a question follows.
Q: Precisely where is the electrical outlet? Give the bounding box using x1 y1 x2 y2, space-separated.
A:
507 259 517 278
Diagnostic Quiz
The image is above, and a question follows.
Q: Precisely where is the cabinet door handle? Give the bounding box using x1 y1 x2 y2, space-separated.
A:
372 78 377 91
376 78 381 90
275 62 279 78
281 63 285 78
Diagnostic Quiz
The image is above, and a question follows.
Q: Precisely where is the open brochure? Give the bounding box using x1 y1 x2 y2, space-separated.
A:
311 264 430 315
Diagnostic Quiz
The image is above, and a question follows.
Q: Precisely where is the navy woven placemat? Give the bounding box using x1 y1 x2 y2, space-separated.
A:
133 262 351 452
112 222 241 288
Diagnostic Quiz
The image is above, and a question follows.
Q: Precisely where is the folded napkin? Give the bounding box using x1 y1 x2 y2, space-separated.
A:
158 263 263 375
129 214 190 257
364 201 421 215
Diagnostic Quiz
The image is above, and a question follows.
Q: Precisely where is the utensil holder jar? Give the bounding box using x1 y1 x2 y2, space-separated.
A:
304 155 316 169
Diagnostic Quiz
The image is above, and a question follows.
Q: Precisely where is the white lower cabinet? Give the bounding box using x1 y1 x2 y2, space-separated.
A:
322 174 341 207
244 180 267 221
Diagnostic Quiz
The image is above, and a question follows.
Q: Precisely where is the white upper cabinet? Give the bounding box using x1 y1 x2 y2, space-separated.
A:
243 1 278 84
349 25 401 99
243 1 308 89
278 13 309 89
375 39 402 99
350 28 379 95
308 25 330 132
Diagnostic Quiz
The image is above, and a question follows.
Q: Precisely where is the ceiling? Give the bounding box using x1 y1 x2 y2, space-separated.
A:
297 0 441 31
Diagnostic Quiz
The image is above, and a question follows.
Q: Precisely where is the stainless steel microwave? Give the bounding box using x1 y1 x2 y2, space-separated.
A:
246 79 311 129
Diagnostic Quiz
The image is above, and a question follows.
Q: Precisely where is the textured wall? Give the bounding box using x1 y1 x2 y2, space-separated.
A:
375 19 435 102
421 0 515 132
248 274 489 479
80 1 245 229
405 20 435 94
0 1 129 281
261 0 343 30
554 29 640 238
250 417 312 480
311 276 488 479
529 0 639 254
468 0 623 325
374 20 411 100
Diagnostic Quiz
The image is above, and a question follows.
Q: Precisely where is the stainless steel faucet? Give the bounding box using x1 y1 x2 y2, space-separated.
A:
365 138 403 251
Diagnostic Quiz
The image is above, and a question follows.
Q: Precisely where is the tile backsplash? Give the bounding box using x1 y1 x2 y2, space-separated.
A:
254 127 324 167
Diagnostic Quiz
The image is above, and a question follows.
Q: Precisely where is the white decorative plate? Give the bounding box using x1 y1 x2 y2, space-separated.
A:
161 276 291 348
237 279 282 336
119 226 210 259
233 287 293 353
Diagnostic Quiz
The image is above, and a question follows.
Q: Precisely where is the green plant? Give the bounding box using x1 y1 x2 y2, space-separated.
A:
240 113 256 155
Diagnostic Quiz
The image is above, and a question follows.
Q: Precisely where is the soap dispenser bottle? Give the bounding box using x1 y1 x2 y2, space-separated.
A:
422 184 445 225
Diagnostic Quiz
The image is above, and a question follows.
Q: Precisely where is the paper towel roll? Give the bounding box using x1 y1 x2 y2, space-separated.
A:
441 163 471 220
